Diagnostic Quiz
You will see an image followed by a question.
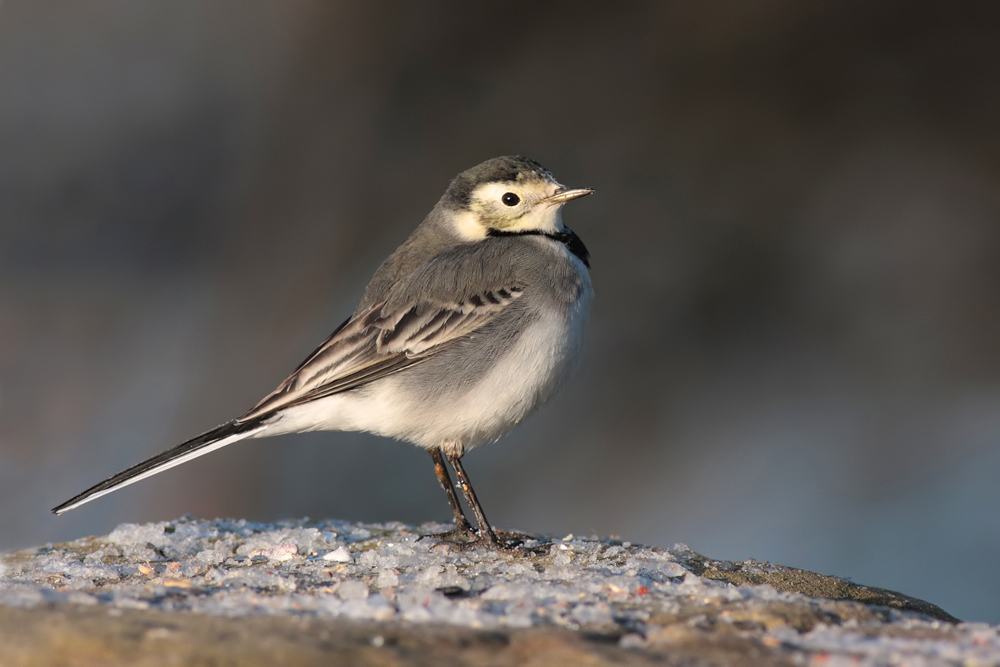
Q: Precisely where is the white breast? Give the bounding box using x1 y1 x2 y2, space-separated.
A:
435 286 592 449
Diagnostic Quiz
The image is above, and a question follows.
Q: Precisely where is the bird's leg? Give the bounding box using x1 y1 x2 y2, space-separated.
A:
445 453 513 550
424 448 476 541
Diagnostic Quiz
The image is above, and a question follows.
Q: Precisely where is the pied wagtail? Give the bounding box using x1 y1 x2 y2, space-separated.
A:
53 156 593 550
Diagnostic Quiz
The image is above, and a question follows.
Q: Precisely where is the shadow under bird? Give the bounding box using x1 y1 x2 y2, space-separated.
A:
53 155 594 550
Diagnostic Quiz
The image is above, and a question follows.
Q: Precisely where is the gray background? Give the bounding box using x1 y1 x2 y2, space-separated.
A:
2 1 1000 622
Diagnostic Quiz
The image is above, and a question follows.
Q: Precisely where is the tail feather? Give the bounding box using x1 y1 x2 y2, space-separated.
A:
52 419 268 515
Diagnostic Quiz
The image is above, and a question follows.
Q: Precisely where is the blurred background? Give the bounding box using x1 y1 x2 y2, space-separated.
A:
2 0 1000 622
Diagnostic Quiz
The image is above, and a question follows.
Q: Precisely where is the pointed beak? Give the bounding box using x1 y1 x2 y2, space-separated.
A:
540 187 594 206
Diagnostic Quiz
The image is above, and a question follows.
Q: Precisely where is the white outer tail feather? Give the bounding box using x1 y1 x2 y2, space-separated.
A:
53 426 267 515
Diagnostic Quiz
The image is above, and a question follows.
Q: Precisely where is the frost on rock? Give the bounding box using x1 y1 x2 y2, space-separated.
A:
1 517 998 665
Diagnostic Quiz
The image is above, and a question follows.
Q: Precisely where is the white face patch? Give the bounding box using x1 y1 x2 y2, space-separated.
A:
502 202 563 234
452 179 565 236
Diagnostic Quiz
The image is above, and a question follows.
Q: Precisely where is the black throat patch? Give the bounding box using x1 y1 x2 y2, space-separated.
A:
487 228 590 268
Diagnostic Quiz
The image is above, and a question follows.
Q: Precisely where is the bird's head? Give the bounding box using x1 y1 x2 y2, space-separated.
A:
441 156 592 240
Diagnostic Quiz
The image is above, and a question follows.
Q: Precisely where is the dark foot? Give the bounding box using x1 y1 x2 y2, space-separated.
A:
494 529 536 542
423 527 549 554
496 530 551 555
465 530 550 554
453 530 520 553
420 524 479 544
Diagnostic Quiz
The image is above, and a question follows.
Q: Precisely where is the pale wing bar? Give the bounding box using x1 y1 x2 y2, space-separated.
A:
376 286 523 354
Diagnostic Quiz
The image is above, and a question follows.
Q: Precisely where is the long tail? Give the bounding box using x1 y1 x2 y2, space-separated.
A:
51 418 268 515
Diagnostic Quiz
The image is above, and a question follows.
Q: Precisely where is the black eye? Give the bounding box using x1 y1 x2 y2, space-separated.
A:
501 192 520 206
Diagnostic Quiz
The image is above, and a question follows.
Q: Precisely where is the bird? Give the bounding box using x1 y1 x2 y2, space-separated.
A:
53 155 594 550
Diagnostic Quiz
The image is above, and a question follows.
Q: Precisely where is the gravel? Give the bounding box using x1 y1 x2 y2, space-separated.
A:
2 516 998 665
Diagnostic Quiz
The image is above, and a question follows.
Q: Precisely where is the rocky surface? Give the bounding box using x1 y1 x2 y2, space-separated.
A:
0 517 996 666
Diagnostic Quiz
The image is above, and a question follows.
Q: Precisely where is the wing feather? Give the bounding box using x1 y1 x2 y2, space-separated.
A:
238 285 524 421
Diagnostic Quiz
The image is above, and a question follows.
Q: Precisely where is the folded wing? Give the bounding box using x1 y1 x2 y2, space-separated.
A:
239 285 524 421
